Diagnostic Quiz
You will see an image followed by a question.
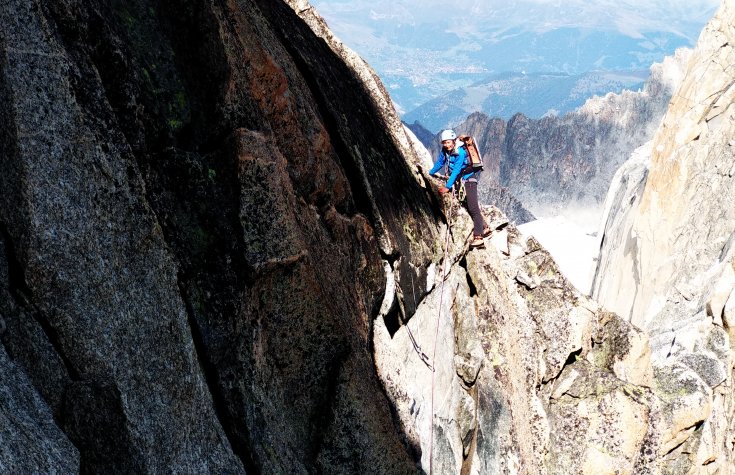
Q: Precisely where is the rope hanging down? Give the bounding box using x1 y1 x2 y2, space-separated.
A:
429 187 456 475
408 270 434 371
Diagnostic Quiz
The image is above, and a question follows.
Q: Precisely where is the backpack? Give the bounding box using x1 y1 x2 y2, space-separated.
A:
457 135 483 173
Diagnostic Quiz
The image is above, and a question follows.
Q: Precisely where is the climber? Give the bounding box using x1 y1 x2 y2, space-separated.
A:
430 129 491 248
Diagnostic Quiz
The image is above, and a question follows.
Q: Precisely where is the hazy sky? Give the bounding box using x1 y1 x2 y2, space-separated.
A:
311 0 722 113
313 0 720 43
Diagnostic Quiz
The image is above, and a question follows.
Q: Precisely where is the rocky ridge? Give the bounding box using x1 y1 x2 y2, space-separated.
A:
373 197 734 473
2 0 734 474
403 69 650 133
507 49 686 221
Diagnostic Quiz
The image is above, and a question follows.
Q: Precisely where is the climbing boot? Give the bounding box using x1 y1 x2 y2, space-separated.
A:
469 235 485 249
482 226 492 238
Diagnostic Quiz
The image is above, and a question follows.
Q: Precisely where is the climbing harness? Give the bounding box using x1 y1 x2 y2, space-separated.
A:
429 187 456 475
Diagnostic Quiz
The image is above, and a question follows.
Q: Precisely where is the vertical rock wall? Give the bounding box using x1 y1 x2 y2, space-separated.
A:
0 0 442 472
593 0 735 471
594 0 735 328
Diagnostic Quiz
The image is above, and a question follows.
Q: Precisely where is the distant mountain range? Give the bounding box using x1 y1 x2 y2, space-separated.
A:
407 49 692 227
313 1 717 116
380 28 692 116
403 69 650 132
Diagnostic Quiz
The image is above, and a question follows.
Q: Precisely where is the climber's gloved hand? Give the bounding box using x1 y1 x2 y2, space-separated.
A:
438 186 450 194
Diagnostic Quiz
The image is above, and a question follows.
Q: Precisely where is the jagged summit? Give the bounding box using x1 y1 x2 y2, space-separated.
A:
440 48 691 227
403 69 651 132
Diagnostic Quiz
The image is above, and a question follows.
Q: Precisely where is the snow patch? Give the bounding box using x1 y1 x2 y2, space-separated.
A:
518 216 599 294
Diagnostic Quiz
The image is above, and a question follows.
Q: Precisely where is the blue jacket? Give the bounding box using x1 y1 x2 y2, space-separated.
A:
429 143 477 188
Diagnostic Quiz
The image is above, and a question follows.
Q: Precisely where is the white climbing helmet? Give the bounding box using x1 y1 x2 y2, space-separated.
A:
440 129 457 142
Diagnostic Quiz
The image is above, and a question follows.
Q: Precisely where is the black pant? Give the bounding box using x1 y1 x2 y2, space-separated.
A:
463 181 486 236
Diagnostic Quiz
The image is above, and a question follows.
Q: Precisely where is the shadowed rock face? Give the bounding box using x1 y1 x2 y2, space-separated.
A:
4 0 734 473
0 352 80 472
0 0 440 472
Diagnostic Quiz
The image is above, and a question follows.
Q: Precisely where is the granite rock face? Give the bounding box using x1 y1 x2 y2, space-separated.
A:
373 200 700 474
0 330 79 473
376 203 731 474
594 0 735 471
0 0 438 472
3 0 734 473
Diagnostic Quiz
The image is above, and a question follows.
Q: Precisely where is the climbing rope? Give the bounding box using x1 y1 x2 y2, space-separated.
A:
408 248 434 371
429 187 456 475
